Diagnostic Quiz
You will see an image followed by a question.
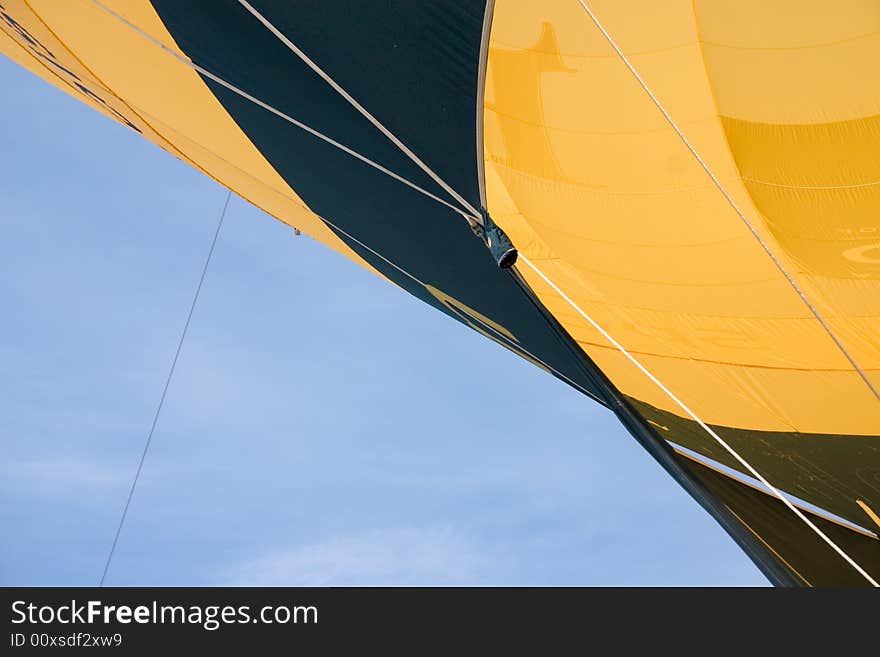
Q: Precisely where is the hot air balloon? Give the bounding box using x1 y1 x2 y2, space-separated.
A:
1 0 878 587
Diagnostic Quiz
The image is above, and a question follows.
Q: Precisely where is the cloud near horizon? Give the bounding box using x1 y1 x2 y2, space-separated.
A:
229 526 493 586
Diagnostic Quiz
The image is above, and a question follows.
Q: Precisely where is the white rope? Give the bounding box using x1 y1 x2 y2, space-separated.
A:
88 0 875 584
575 0 879 401
236 0 483 221
85 0 602 405
87 0 475 223
519 254 878 586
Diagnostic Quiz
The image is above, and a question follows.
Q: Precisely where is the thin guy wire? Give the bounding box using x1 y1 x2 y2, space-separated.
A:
88 0 477 223
575 0 878 401
99 190 231 586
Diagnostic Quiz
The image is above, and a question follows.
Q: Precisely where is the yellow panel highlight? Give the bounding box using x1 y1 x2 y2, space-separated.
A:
485 0 880 433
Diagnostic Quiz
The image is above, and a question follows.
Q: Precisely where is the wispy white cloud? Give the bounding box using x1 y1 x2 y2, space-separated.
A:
1 456 129 490
229 526 492 586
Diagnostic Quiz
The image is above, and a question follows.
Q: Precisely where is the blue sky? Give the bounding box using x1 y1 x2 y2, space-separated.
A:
0 55 767 586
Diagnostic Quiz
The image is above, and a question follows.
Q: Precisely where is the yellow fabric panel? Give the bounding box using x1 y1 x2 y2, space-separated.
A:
694 1 880 376
486 0 880 433
726 113 880 287
694 0 880 124
2 0 381 280
0 0 168 144
0 19 97 111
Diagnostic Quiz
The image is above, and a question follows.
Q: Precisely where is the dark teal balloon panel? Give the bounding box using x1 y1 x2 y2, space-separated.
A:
148 0 611 404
